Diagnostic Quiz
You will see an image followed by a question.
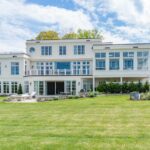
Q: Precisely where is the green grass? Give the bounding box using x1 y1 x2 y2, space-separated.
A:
0 95 149 150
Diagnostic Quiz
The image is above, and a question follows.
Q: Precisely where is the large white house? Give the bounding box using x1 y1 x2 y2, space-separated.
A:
0 39 150 96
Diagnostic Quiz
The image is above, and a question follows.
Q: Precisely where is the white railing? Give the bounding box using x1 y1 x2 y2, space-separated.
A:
27 69 92 76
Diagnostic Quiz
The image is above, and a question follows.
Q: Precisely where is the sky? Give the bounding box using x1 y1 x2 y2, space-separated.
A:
0 0 150 52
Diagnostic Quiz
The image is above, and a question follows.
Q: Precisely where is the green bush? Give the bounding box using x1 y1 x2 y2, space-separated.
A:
97 81 149 94
17 84 23 94
140 92 150 100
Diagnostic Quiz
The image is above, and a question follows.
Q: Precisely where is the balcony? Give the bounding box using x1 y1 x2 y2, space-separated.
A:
26 69 92 76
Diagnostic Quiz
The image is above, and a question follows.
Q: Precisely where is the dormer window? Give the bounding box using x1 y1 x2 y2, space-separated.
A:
29 47 35 53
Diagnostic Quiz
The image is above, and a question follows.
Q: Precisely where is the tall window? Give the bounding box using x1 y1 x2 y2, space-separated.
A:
123 52 134 70
74 45 85 55
41 46 52 55
34 81 44 95
109 52 120 70
95 53 106 70
45 62 53 75
36 62 44 75
11 62 19 75
137 51 149 70
3 82 9 94
82 61 90 75
0 62 1 75
73 61 81 75
0 82 1 93
65 81 76 95
11 82 18 94
59 46 66 55
24 81 29 93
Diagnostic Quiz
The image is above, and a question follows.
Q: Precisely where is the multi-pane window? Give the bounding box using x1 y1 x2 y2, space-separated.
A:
24 81 29 93
45 62 53 75
109 59 119 70
59 46 66 55
82 61 90 75
41 46 52 55
137 51 149 70
36 62 44 75
74 45 85 55
95 53 106 58
34 81 44 95
73 61 81 75
11 82 18 94
95 53 106 70
65 81 76 95
96 60 105 70
123 52 134 70
11 62 19 75
83 80 92 92
109 52 120 70
0 62 1 75
0 82 1 93
3 82 9 94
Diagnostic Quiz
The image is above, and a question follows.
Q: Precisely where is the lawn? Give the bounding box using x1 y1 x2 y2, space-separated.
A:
0 95 149 150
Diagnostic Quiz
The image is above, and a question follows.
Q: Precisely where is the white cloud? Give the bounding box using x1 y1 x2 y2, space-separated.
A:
0 0 93 52
74 0 150 43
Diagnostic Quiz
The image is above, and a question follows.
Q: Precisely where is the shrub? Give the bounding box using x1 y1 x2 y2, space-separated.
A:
17 84 23 94
122 82 129 93
140 92 150 100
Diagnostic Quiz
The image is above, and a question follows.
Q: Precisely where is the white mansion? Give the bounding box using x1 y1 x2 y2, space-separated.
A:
0 39 150 96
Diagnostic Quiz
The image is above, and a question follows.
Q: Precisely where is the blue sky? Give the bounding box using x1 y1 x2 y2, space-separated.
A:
0 0 150 52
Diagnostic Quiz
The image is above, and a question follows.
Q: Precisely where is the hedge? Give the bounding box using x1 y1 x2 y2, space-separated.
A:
96 81 149 93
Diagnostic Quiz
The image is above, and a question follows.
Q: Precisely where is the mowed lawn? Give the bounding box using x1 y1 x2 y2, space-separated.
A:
0 95 150 150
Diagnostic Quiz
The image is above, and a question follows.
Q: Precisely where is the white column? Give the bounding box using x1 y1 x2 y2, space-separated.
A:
120 77 123 84
93 77 95 92
120 51 123 71
134 51 137 71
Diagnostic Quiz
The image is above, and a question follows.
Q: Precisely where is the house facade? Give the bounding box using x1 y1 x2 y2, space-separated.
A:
0 39 150 96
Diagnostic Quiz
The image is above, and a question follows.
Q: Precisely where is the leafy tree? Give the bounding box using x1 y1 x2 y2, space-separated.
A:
77 29 103 40
36 30 59 40
62 32 78 39
17 84 23 94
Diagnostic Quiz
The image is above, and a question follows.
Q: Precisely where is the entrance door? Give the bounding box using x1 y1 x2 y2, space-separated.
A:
47 82 55 95
56 82 64 94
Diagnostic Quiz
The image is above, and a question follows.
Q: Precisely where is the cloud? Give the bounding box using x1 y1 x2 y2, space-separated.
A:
73 0 150 43
0 0 93 52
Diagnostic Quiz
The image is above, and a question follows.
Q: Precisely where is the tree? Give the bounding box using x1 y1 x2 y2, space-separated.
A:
62 32 78 39
36 30 59 40
77 29 103 40
17 84 23 94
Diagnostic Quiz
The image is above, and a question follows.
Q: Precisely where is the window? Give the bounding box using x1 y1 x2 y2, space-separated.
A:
137 51 149 70
73 61 81 75
11 82 18 94
83 80 92 92
109 59 119 70
3 82 9 94
29 47 35 53
55 62 71 69
96 60 105 70
109 52 120 58
65 81 76 95
34 81 44 95
59 46 66 55
74 45 85 55
0 62 1 75
124 59 133 70
11 62 19 75
24 81 29 93
0 82 1 93
45 62 53 75
36 62 44 75
95 53 106 58
82 61 90 75
123 52 134 57
41 46 52 55
123 52 134 70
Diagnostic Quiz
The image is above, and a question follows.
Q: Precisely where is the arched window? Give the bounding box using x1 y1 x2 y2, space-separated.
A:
29 47 35 53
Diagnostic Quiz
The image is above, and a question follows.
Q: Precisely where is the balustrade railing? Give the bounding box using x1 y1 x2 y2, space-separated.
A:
27 69 92 76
